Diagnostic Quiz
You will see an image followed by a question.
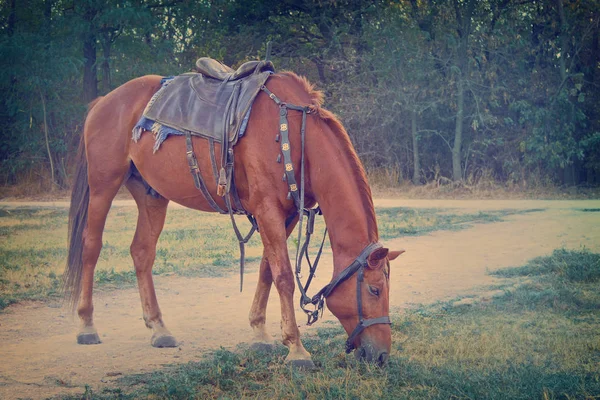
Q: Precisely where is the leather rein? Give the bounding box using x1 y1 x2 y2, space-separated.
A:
261 86 391 353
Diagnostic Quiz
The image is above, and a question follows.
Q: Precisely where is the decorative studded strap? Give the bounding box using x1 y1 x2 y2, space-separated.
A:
260 85 311 211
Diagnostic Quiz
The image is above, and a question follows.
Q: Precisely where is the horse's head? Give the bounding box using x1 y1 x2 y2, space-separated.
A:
326 247 404 366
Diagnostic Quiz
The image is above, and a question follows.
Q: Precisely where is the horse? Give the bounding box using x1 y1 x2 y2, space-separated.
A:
63 70 402 368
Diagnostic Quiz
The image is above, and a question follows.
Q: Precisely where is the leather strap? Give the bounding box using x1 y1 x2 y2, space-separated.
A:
185 132 226 214
209 137 219 182
260 85 308 210
345 316 392 353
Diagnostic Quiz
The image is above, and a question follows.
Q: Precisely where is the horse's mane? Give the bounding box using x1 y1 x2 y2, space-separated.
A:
280 71 379 240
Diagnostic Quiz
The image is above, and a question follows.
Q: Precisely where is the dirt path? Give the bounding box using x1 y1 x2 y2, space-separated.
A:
0 199 598 399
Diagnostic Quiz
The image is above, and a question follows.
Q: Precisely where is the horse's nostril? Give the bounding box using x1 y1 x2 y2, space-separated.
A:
356 347 367 360
378 352 389 365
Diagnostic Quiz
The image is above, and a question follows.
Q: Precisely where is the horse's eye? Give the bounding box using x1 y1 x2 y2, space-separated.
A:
368 286 380 297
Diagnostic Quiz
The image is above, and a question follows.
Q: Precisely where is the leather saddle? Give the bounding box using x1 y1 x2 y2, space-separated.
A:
195 58 274 81
143 58 274 144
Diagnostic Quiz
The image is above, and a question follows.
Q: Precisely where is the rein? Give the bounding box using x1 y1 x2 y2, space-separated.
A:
261 86 391 353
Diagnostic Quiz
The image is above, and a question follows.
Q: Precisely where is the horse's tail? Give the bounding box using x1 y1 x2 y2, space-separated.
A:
63 96 103 310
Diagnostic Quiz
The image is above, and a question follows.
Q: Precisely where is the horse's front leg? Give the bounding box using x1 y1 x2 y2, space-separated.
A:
248 217 298 350
255 210 313 367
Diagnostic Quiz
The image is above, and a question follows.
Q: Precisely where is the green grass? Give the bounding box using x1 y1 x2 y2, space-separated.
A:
375 207 543 239
0 205 542 311
492 248 600 284
0 206 266 310
62 249 600 399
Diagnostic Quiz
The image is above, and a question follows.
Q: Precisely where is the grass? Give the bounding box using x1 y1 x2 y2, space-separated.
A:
375 207 542 239
0 205 541 311
492 248 600 284
61 249 600 399
0 206 265 310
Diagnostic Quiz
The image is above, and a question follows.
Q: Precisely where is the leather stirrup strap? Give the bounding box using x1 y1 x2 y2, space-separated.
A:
185 132 226 213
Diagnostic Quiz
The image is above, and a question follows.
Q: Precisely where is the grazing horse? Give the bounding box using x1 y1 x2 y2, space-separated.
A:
64 71 402 367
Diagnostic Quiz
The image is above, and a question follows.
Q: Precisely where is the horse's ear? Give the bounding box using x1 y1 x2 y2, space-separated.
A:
388 250 405 261
367 247 389 269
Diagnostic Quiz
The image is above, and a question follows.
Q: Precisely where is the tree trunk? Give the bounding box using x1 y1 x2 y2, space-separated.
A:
44 0 52 24
82 3 98 103
556 0 573 185
411 110 421 185
39 89 56 190
555 0 568 82
453 78 465 181
101 35 111 93
8 0 16 36
312 57 327 83
83 33 97 102
451 0 474 182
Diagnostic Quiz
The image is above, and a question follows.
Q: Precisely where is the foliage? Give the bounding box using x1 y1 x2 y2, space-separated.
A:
0 0 599 189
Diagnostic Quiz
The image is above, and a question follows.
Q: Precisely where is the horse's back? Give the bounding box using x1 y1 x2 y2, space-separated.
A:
86 75 163 133
84 75 163 186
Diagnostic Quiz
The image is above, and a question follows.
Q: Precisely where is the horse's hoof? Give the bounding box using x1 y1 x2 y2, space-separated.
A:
77 332 102 345
288 359 317 370
151 334 177 348
249 342 275 353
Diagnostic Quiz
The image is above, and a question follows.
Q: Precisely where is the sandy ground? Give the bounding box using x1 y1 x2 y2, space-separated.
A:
0 199 599 399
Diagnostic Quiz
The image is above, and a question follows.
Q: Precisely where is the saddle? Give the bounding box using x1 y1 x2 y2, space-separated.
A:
144 58 274 145
132 57 274 217
132 55 311 293
195 58 274 81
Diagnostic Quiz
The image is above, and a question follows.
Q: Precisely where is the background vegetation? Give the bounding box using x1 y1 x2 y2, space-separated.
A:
1 0 599 193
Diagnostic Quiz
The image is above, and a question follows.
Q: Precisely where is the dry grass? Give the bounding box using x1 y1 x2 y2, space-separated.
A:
0 206 265 309
0 204 516 310
2 166 599 201
367 169 600 200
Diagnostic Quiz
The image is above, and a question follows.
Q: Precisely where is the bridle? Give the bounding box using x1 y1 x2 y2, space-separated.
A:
260 86 391 353
300 241 392 353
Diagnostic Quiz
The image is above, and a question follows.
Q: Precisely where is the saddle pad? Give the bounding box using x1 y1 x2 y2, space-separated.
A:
138 70 272 147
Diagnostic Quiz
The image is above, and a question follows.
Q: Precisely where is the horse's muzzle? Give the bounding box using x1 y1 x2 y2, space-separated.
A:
355 345 390 367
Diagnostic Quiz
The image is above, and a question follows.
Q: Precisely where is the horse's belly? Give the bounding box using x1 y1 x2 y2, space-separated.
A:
129 133 230 213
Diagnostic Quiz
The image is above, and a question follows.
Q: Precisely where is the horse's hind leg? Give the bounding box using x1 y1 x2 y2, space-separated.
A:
125 175 176 347
248 253 275 349
77 173 127 344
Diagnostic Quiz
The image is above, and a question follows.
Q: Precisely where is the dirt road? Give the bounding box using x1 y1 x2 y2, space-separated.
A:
0 199 598 399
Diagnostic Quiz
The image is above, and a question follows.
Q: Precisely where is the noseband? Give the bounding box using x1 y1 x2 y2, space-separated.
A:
299 241 392 353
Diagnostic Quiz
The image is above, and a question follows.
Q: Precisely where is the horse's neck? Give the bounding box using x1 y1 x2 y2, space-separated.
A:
307 119 378 275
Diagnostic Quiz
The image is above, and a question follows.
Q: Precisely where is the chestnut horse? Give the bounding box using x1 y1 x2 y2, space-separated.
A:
64 71 402 367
